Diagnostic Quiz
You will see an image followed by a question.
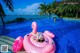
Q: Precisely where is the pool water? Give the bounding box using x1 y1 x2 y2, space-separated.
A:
0 18 80 53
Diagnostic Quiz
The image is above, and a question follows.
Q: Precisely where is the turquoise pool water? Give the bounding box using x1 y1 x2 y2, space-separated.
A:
0 18 80 53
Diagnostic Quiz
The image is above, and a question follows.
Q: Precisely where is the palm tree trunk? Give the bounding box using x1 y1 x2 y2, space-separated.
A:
48 14 51 23
0 16 5 29
76 12 79 18
49 14 51 19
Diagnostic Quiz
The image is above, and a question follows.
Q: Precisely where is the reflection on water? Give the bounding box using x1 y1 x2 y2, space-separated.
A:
67 41 76 53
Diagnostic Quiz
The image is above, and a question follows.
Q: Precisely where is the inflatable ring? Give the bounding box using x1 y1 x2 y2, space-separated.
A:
23 31 56 53
12 21 56 53
12 36 23 52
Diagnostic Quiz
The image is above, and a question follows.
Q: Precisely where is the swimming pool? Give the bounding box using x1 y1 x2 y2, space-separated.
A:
0 18 80 53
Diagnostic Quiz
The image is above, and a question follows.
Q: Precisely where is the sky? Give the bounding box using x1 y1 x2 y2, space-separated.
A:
0 0 61 15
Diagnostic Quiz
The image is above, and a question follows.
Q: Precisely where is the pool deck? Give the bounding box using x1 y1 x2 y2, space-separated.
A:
0 36 27 53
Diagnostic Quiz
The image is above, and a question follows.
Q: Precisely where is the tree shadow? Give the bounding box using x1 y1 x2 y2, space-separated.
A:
50 23 80 40
53 37 60 53
50 23 80 53
67 41 76 53
0 27 10 36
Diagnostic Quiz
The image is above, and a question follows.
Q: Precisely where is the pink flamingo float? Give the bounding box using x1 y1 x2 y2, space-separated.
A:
12 22 56 53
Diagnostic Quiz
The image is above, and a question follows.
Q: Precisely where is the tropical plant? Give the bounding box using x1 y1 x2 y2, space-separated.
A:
38 3 51 19
51 1 59 13
45 4 52 18
38 1 57 19
38 3 47 15
39 0 80 18
0 0 14 29
62 0 80 2
56 0 80 18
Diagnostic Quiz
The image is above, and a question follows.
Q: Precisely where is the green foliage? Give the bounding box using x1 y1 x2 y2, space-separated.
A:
0 4 6 17
6 17 26 24
38 2 58 19
0 0 14 28
38 3 47 15
38 1 80 18
0 0 14 17
6 17 44 24
3 0 14 12
57 4 80 18
62 0 80 2
14 18 26 22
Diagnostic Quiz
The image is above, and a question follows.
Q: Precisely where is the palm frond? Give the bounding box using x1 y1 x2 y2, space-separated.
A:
2 0 14 12
0 3 6 17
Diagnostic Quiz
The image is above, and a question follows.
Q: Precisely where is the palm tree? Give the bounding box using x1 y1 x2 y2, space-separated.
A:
74 4 80 18
46 2 58 19
0 0 14 29
38 3 47 15
57 0 80 18
39 0 80 18
38 2 57 19
62 0 80 2
45 4 52 18
57 3 64 17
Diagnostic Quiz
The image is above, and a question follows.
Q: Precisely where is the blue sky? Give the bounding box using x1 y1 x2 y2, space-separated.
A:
0 0 61 15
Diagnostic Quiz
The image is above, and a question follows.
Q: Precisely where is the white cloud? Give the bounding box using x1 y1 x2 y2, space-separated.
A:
11 3 41 15
25 3 41 13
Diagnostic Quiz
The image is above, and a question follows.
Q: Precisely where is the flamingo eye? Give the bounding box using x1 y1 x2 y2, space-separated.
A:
45 41 48 42
27 35 29 36
52 42 54 44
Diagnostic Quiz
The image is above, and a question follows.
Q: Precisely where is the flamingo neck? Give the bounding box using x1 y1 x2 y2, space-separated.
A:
32 28 37 34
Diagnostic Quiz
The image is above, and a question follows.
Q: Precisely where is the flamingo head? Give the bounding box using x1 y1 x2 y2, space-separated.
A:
31 21 37 34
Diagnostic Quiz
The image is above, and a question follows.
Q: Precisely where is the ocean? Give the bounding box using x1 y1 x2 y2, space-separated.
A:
0 15 49 25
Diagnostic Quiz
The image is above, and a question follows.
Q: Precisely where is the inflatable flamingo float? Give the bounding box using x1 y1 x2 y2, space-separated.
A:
12 22 56 53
